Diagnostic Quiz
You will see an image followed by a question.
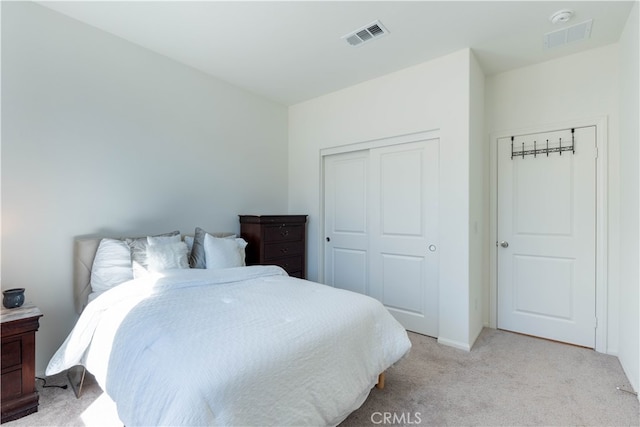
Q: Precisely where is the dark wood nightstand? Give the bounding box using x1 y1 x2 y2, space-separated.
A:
239 215 308 278
1 303 43 424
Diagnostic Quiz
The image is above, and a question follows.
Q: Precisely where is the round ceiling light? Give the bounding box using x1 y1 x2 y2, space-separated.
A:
550 9 574 24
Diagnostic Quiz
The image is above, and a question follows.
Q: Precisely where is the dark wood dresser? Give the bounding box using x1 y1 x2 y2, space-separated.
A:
1 303 42 424
239 215 308 279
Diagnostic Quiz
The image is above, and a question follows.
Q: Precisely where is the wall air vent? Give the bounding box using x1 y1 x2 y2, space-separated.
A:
544 19 593 49
342 20 389 47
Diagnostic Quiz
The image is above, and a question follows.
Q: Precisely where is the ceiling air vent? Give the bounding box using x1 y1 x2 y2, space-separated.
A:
342 20 389 47
544 19 593 49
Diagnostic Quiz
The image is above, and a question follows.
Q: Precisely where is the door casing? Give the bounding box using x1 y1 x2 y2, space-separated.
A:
489 117 608 353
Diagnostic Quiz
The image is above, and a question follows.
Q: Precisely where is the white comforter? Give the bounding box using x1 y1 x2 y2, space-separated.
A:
47 266 411 426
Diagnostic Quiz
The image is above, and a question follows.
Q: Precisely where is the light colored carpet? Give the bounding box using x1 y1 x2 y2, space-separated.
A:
342 329 639 426
5 328 639 426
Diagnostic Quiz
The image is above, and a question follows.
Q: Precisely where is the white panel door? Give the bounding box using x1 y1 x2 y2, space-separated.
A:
324 150 370 295
497 127 597 347
324 139 439 337
369 140 439 337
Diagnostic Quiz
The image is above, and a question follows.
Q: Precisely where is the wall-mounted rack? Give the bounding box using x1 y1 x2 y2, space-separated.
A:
511 128 575 159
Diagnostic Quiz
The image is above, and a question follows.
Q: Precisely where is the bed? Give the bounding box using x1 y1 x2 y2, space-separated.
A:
46 230 411 426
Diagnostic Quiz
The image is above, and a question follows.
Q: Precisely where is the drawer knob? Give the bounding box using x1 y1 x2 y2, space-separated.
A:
280 248 288 253
280 230 289 237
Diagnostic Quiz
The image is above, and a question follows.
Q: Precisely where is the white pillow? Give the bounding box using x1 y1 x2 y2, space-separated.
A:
90 238 134 298
146 241 189 272
204 234 248 269
183 235 194 254
126 231 180 278
189 227 237 269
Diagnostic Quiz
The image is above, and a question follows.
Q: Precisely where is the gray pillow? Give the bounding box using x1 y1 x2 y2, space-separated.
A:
189 227 208 269
126 230 180 278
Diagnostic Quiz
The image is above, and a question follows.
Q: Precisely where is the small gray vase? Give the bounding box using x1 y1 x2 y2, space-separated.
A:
2 288 25 309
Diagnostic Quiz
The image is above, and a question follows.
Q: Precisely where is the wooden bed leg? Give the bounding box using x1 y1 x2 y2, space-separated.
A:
376 372 385 390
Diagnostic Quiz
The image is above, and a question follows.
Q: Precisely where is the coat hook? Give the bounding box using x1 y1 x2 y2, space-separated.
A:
511 136 514 160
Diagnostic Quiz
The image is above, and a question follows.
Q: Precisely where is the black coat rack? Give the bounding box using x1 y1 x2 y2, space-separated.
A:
511 128 575 159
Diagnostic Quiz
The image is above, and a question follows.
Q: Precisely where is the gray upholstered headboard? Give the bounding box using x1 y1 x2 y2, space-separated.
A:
73 233 234 314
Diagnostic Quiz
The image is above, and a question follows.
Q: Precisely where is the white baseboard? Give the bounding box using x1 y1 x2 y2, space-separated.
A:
437 336 471 352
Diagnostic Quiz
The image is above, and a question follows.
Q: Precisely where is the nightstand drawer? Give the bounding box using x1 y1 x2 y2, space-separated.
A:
264 225 304 242
1 303 42 423
1 338 21 370
1 370 22 398
264 241 304 261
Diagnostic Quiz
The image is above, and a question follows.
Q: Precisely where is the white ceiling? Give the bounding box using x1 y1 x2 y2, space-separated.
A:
37 1 634 106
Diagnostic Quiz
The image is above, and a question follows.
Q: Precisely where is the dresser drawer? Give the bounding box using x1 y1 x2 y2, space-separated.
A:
288 270 303 279
1 338 21 370
272 256 303 273
240 215 307 279
263 241 304 261
264 225 304 243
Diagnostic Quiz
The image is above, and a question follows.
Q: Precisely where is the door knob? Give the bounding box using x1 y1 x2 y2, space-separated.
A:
500 241 509 248
326 237 331 242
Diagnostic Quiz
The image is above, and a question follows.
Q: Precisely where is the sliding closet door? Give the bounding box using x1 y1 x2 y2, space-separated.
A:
323 138 439 337
323 150 370 295
369 140 439 337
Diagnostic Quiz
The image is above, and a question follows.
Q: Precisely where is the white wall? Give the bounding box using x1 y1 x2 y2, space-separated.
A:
617 1 639 394
289 49 477 350
485 45 621 353
468 52 485 344
1 2 288 374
